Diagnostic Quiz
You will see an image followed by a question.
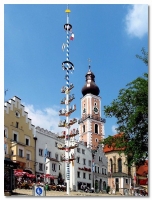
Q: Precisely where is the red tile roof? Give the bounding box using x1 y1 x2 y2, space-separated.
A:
103 133 125 153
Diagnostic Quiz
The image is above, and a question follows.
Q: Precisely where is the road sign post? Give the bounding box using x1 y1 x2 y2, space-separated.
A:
33 185 46 196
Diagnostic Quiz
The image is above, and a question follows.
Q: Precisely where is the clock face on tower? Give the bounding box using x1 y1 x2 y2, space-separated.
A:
83 107 86 114
93 106 99 114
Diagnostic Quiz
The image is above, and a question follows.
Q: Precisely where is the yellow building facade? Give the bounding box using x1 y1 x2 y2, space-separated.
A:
4 96 35 174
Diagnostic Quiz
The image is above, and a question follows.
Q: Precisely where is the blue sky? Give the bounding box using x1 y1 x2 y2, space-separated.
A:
4 3 148 138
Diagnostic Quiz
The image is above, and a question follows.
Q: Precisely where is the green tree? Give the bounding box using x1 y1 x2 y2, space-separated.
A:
102 49 148 166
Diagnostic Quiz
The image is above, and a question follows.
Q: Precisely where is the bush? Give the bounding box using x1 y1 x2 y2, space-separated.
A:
95 182 98 190
106 186 110 193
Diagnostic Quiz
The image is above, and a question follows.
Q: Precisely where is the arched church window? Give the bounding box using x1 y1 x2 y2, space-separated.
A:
110 158 113 173
95 124 98 134
83 125 85 133
118 158 122 172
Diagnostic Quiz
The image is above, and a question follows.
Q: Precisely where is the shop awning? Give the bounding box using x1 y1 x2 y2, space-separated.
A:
40 174 54 179
139 178 148 185
27 174 36 178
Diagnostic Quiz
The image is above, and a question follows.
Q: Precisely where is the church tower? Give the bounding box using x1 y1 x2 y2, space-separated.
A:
78 64 106 150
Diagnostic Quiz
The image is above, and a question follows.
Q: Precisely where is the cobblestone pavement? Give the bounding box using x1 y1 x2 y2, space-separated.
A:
12 189 124 196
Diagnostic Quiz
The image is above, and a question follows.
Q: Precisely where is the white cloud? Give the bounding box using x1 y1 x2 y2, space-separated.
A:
125 4 148 39
23 103 79 136
112 125 118 134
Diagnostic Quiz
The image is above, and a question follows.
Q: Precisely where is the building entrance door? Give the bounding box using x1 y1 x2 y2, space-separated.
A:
99 179 102 191
115 178 119 192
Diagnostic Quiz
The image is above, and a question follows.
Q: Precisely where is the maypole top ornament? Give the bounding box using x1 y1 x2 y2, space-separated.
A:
65 9 71 13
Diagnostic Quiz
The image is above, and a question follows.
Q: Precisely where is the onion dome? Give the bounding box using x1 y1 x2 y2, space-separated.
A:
82 67 100 96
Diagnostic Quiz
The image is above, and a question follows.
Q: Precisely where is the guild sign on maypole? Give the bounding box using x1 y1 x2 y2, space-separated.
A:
57 5 79 195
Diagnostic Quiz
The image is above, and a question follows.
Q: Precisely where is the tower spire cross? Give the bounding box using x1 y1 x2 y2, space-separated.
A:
88 58 91 70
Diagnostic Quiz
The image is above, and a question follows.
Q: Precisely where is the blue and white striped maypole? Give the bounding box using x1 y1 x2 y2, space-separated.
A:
65 5 70 195
58 4 78 195
62 5 74 195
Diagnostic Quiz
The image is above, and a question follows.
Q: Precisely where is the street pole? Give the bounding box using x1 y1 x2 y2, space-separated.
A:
33 136 37 182
44 143 47 184
94 173 95 190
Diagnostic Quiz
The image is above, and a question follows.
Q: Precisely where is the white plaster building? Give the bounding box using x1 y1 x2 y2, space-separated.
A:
70 141 92 191
68 141 108 192
35 126 65 185
34 125 108 191
92 144 108 192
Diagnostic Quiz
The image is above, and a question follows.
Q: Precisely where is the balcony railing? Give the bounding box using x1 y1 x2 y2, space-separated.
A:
10 140 26 146
78 114 106 124
11 155 26 163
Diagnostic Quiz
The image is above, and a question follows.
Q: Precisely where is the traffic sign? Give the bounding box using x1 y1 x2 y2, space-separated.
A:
36 187 42 195
34 186 45 196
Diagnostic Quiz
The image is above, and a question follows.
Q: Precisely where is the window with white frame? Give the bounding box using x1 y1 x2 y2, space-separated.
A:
16 122 19 128
89 174 91 180
98 167 100 173
77 171 80 178
15 111 20 118
19 149 23 157
77 157 80 163
83 125 85 133
39 149 43 156
95 166 97 173
95 124 98 134
4 144 7 155
83 172 86 179
25 136 30 146
77 148 80 153
47 151 51 158
82 149 85 154
39 163 43 171
4 128 8 138
55 142 58 147
126 178 128 184
55 153 58 160
4 129 6 137
14 133 17 141
83 158 86 165
52 163 56 172
88 160 91 167
26 153 30 160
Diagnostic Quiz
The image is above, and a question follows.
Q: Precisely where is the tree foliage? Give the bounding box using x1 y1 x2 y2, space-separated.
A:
102 49 148 166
